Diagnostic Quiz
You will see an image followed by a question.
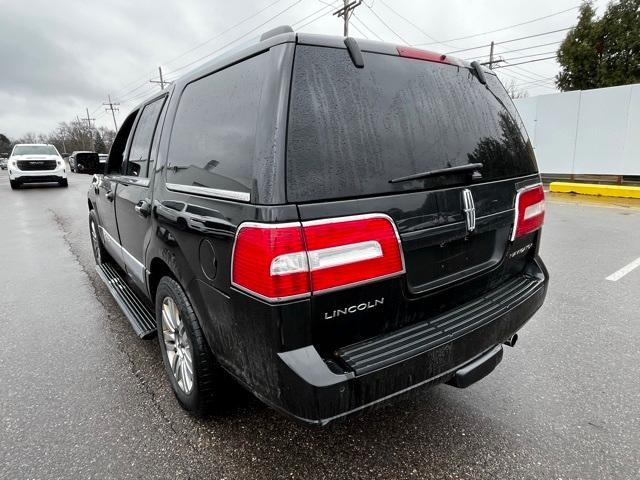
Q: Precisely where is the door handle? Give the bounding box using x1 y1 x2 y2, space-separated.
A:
105 190 115 201
135 199 151 217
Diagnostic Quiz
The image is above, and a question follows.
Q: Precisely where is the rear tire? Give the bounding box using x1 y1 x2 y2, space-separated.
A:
156 276 223 415
59 178 68 187
9 180 19 190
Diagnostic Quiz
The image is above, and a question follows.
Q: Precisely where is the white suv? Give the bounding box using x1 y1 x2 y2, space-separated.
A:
8 144 68 189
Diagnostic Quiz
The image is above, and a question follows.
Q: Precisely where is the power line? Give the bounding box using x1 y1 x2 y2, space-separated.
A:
498 67 547 84
162 0 288 68
119 86 160 106
413 5 579 47
349 19 369 39
109 1 339 113
376 0 456 49
89 0 302 114
446 27 572 55
493 56 557 68
352 12 383 41
510 64 552 80
497 69 551 85
295 0 342 30
498 50 557 62
464 40 562 60
365 2 409 44
105 0 290 103
163 0 305 77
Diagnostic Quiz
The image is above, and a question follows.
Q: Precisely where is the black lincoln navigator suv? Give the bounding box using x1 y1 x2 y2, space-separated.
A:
88 27 549 425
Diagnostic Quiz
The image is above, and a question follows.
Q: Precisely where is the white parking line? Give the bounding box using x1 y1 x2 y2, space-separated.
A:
606 256 640 282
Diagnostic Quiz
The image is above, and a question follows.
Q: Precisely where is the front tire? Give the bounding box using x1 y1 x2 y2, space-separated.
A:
156 276 222 415
9 179 20 190
59 178 68 187
89 210 108 265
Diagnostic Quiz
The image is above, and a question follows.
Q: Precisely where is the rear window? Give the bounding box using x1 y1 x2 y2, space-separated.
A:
286 46 537 202
76 152 98 162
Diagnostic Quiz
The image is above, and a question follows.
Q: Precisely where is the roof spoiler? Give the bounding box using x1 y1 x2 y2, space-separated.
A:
344 37 364 68
470 61 487 85
260 25 294 41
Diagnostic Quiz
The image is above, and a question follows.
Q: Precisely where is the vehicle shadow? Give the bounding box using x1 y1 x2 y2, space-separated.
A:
185 379 543 479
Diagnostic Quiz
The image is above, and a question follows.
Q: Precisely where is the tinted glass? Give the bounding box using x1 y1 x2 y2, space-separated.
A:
287 46 538 202
108 111 138 174
126 98 164 177
76 152 98 162
12 145 58 156
166 53 267 196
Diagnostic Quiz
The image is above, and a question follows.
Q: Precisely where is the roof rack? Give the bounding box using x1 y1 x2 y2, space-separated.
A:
260 25 294 41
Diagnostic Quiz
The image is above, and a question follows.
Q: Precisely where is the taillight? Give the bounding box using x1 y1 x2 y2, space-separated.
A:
231 214 405 302
231 223 310 302
512 184 545 240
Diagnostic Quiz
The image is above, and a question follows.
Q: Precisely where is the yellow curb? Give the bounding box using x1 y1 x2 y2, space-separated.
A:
549 182 640 199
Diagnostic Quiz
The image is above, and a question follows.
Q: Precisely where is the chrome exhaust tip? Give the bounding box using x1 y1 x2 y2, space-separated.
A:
503 334 518 348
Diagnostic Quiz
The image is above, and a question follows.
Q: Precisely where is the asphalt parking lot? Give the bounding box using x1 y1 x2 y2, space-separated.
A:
1 170 639 480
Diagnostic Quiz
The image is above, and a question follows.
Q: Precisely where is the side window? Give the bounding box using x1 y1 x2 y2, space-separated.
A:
107 111 138 174
125 98 165 178
166 53 267 197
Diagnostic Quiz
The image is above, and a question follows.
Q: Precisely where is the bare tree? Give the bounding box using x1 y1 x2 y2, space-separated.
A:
504 79 529 99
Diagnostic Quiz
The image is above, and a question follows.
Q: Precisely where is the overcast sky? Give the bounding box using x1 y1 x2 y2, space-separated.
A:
0 0 610 138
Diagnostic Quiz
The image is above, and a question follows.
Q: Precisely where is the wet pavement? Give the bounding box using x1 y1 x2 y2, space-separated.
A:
1 171 639 479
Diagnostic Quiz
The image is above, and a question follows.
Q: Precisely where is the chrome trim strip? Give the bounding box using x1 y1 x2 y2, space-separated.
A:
99 226 123 265
118 176 150 187
98 226 146 285
166 183 250 202
122 246 146 285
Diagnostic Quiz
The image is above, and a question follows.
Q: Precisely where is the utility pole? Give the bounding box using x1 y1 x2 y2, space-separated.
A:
103 94 120 131
60 130 67 154
150 66 168 90
333 0 362 37
76 115 86 150
84 108 96 151
489 41 495 69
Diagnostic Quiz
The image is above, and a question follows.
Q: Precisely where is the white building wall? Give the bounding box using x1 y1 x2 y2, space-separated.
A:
514 83 640 176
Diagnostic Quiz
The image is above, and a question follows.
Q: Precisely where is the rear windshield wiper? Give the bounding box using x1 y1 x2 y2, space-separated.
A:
389 163 483 184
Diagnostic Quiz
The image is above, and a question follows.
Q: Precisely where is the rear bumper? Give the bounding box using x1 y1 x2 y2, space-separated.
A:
272 256 549 425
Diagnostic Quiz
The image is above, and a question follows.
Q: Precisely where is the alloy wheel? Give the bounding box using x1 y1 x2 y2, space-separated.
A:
161 296 194 394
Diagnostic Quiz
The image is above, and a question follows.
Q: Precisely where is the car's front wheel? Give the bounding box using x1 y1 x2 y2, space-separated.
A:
156 276 223 415
9 179 20 190
59 178 68 188
89 211 108 265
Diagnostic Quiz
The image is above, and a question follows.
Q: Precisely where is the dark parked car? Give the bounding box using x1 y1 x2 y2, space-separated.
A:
69 151 99 173
88 28 548 424
0 158 7 170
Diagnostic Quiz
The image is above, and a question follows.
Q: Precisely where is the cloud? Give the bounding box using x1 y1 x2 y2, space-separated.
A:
0 0 607 138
